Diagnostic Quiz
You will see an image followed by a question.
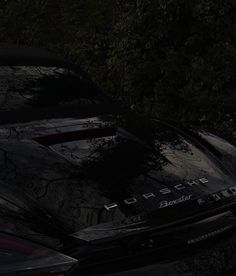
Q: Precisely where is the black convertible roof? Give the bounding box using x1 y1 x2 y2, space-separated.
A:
0 43 74 68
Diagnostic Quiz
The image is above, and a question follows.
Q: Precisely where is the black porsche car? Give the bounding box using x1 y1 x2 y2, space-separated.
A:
0 43 236 276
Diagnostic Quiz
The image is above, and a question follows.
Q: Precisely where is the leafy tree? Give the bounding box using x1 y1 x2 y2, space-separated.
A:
0 0 235 142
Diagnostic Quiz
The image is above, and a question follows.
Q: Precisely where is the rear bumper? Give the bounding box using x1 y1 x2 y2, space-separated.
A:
70 233 236 276
69 205 236 275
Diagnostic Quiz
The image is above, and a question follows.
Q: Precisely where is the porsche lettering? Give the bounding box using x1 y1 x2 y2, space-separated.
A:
104 177 209 211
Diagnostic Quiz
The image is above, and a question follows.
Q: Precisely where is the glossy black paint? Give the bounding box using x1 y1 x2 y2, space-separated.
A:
0 44 236 274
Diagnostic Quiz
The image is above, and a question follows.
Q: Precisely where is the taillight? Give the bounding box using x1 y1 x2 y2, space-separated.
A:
0 232 77 275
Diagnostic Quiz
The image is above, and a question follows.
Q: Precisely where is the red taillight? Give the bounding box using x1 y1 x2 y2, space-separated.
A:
0 233 77 275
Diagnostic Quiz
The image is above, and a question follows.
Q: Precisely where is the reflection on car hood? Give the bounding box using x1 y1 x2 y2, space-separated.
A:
0 113 235 247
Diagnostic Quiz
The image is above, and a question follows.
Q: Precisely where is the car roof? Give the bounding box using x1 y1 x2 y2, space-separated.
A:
0 43 75 69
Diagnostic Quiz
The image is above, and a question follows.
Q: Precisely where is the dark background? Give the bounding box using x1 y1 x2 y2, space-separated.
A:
0 0 235 143
0 2 235 275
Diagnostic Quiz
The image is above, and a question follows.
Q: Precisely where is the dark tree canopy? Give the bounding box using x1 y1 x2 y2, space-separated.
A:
0 0 235 142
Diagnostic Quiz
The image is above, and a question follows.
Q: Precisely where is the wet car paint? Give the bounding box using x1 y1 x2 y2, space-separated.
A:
0 112 236 247
0 49 235 275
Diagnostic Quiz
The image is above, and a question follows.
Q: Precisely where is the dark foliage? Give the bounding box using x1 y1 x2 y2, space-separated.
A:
0 0 235 142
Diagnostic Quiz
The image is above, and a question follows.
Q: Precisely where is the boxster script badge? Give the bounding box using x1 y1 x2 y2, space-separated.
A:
159 195 192 208
104 177 208 211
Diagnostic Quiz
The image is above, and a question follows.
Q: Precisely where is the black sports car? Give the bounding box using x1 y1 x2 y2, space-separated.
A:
0 43 236 276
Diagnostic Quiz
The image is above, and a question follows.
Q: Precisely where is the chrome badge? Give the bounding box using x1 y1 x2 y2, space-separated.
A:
104 177 210 211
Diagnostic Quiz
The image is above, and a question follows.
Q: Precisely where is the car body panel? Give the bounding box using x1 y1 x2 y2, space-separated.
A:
0 112 235 248
0 44 235 275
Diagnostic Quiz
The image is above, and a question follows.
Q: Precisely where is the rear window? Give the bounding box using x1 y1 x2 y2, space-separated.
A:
0 66 104 112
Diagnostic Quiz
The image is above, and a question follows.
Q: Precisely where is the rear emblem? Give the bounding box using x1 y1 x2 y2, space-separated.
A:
104 177 210 211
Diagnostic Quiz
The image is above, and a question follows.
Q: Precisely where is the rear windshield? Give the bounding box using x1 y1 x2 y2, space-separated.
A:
0 66 105 112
